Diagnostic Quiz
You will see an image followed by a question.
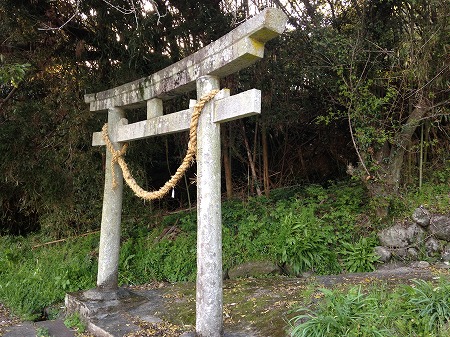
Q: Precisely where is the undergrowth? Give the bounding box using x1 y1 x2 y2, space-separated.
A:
0 179 448 320
289 278 450 337
0 234 98 320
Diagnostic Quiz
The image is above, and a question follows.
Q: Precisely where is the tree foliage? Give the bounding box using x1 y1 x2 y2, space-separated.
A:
0 0 449 235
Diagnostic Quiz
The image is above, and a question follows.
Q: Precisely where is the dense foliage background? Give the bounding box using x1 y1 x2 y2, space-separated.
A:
1 0 449 235
0 1 449 331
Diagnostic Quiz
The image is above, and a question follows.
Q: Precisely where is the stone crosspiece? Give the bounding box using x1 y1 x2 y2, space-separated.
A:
85 8 287 337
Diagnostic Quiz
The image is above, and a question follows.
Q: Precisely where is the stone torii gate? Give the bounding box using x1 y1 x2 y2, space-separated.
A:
85 8 287 337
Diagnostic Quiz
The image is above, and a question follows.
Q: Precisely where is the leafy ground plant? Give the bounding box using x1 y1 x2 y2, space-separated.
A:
35 326 51 337
289 286 389 337
394 278 450 336
64 312 86 333
289 278 450 337
339 237 380 272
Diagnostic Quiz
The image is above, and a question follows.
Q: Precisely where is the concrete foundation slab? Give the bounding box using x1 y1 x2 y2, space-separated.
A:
66 287 258 337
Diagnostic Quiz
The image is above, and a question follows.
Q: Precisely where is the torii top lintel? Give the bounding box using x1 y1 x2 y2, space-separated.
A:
84 8 287 112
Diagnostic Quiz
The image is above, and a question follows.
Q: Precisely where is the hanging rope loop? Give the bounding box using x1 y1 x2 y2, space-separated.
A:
102 89 220 200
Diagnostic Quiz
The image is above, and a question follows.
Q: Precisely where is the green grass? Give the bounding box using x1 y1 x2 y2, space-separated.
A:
0 234 98 320
289 278 450 337
0 179 449 322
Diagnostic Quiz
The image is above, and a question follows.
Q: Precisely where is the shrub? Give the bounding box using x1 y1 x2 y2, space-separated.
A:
339 237 380 272
289 286 389 337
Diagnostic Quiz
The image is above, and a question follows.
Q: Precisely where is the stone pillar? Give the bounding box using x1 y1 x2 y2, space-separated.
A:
97 107 125 290
195 75 223 337
147 98 163 119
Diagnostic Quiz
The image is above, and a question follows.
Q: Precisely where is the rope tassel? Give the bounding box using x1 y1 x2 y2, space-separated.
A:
101 89 220 201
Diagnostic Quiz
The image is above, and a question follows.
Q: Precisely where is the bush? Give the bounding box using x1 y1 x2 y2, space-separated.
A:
339 237 380 273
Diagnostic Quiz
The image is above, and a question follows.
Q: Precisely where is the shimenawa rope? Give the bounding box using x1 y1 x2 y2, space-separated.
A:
102 89 220 201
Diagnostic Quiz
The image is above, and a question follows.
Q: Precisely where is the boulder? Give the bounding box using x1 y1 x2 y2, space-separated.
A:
429 215 450 241
378 222 425 248
412 206 431 227
374 246 391 263
406 223 425 243
425 237 441 256
228 261 281 279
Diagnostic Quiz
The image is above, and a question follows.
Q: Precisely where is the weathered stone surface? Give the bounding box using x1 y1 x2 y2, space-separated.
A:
407 247 418 258
391 248 408 258
429 215 450 241
411 261 430 269
425 237 441 256
92 89 261 146
195 76 223 337
406 223 426 243
85 8 287 111
378 222 425 248
228 261 281 279
378 223 409 247
374 246 392 263
441 244 450 261
96 107 125 290
412 206 431 227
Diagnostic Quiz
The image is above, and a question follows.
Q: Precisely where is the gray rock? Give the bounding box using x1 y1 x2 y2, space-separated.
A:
441 244 450 262
378 223 409 247
407 248 418 258
411 261 430 269
374 246 391 262
228 261 281 279
412 206 431 227
406 223 426 244
391 248 408 259
429 215 450 241
378 222 425 248
425 237 441 256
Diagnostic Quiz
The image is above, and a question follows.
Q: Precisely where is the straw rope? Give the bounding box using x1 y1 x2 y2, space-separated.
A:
102 89 220 200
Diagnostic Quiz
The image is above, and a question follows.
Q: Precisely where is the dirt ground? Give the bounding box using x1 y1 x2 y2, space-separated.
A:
0 303 20 336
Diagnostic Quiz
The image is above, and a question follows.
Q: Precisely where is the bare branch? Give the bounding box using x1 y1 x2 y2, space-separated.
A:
0 86 19 113
37 0 167 31
38 0 80 31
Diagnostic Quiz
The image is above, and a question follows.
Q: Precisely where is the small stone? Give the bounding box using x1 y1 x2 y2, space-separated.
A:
412 206 431 227
374 246 391 262
407 248 418 258
411 261 430 269
391 248 408 259
425 237 441 256
228 261 281 279
441 244 450 261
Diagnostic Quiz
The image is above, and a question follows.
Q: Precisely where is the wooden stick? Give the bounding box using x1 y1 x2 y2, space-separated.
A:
32 230 100 249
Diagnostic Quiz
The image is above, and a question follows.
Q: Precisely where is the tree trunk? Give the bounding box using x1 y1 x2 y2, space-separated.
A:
261 125 270 197
241 121 262 196
366 99 428 218
222 124 233 200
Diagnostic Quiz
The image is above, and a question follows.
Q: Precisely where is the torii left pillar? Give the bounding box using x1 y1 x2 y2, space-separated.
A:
97 107 125 290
